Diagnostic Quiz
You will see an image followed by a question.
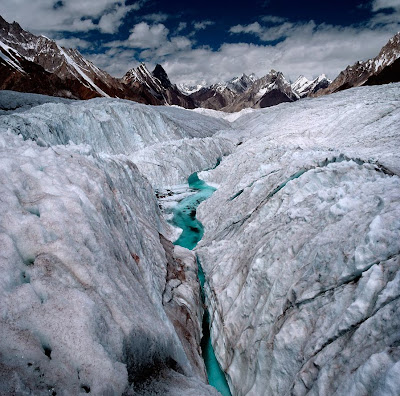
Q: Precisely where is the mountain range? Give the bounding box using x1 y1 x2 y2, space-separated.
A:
0 15 399 112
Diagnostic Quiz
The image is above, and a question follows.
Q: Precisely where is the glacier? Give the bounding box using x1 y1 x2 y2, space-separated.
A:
196 83 400 395
0 83 399 395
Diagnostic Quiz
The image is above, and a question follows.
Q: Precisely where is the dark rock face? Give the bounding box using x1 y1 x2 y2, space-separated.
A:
123 64 196 108
365 57 400 86
258 89 293 108
314 32 400 97
190 86 236 110
153 64 172 89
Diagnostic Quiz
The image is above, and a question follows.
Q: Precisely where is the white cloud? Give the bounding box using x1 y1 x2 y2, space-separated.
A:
372 0 400 11
98 3 140 34
55 37 91 49
369 0 400 27
261 15 287 24
230 20 315 42
86 48 138 77
141 12 169 23
103 21 193 58
5 2 399 87
193 20 215 30
230 22 263 35
140 36 192 57
127 22 169 49
176 22 187 33
158 22 399 85
0 0 143 33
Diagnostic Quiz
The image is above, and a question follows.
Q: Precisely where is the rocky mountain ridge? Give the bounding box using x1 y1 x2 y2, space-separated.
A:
314 32 400 96
291 74 331 98
1 15 400 111
0 16 192 106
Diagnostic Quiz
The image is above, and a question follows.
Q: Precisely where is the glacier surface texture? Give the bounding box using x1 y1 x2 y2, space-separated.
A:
0 84 399 395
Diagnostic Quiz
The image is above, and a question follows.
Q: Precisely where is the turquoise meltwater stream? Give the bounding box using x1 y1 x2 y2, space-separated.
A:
172 172 231 396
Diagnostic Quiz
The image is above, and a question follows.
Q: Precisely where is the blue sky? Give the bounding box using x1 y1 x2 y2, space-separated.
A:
1 0 399 84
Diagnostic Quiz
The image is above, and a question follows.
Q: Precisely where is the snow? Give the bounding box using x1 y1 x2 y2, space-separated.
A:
1 83 399 395
0 40 25 73
178 83 204 95
292 74 331 97
57 45 109 97
0 99 232 395
192 107 256 122
0 97 230 157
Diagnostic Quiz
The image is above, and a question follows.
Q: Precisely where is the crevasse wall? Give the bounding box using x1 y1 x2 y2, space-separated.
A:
0 96 230 395
196 84 400 395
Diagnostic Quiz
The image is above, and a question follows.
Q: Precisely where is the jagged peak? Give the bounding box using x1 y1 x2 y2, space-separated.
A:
152 64 171 89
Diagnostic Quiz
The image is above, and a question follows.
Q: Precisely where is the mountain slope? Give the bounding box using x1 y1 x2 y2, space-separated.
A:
292 74 331 98
189 71 298 112
0 16 194 106
315 32 400 96
0 40 86 98
123 63 196 108
223 70 298 112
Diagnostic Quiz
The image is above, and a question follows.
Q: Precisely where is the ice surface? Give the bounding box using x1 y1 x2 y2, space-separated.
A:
1 84 399 395
196 83 400 395
0 129 219 394
0 90 72 115
0 97 230 155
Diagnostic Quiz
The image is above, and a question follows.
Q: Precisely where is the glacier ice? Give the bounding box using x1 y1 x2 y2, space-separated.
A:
196 83 400 395
0 108 223 394
0 83 399 395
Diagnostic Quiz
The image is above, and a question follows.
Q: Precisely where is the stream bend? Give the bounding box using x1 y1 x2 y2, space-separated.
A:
171 172 231 396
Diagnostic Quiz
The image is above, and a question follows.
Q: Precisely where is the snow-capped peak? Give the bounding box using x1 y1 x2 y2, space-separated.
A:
292 74 331 97
292 75 311 92
178 83 205 95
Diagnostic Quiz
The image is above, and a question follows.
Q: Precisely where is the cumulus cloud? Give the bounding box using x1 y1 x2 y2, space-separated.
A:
4 1 399 86
176 22 187 33
369 0 400 27
86 48 138 77
0 0 142 34
103 21 193 57
127 22 169 49
230 20 315 42
85 5 400 85
158 21 398 85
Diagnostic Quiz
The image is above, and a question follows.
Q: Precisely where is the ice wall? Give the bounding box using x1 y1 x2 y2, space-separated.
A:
196 84 400 395
0 97 234 186
0 130 219 395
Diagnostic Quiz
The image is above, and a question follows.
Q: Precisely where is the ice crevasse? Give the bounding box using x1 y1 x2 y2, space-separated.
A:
0 84 399 395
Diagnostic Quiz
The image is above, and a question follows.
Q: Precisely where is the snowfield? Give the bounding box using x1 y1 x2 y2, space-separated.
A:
0 84 399 395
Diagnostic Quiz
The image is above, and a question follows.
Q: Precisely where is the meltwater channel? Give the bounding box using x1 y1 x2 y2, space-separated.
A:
172 172 231 396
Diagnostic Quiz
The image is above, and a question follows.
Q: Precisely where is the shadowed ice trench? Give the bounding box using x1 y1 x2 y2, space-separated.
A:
172 172 232 396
